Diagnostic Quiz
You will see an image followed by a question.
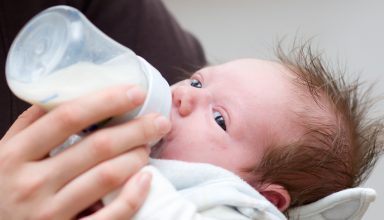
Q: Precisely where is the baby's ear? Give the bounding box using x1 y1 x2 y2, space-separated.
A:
259 184 291 211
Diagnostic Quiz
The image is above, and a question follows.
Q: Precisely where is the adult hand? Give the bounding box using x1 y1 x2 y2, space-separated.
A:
0 85 171 220
79 170 152 220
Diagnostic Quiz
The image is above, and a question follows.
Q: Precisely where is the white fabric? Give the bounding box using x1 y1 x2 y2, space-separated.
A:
104 159 376 220
53 135 376 219
288 187 376 220
104 159 286 220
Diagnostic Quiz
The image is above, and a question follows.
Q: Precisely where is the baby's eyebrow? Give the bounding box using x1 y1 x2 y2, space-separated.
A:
191 71 205 82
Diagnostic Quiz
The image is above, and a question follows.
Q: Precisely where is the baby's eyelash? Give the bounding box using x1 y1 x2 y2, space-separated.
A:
191 73 204 84
213 111 226 131
190 79 202 88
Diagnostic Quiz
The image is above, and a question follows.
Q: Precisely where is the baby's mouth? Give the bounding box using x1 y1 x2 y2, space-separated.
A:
150 127 174 158
150 138 164 158
76 200 104 219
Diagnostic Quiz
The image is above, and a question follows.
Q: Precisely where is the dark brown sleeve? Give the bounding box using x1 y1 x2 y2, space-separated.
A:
0 0 206 136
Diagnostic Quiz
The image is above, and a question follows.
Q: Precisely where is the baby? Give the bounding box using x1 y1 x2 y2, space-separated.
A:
138 42 382 218
101 43 383 219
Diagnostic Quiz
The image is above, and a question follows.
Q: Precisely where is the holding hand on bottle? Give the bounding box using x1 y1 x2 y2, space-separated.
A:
0 85 171 220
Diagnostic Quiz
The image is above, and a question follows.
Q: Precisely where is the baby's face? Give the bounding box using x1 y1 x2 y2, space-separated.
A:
151 59 304 181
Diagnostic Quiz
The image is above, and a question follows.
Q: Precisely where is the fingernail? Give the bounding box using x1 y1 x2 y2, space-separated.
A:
154 116 171 135
137 172 152 185
126 86 146 104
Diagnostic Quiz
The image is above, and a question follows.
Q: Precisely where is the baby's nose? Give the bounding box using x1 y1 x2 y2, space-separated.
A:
172 86 197 116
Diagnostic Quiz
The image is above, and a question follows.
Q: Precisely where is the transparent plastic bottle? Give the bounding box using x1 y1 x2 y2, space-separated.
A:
6 5 171 129
6 5 173 207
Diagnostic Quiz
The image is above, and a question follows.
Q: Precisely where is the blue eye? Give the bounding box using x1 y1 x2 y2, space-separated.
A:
213 111 226 131
190 79 202 88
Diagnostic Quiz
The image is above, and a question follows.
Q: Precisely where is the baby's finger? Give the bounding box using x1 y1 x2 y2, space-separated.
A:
1 105 46 141
45 113 169 188
81 171 152 220
51 147 148 220
11 85 146 161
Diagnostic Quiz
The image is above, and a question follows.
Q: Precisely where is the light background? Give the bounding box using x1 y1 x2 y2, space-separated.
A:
162 0 384 218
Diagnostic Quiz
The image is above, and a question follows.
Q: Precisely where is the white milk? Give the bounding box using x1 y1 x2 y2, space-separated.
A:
8 54 148 110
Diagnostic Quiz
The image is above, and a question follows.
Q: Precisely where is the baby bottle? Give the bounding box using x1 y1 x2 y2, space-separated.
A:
5 5 171 130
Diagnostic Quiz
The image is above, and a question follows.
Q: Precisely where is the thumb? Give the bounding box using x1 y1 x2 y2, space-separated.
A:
2 105 46 141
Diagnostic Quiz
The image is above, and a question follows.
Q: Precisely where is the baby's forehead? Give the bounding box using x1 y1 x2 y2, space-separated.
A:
200 58 303 105
199 58 324 112
211 58 287 72
201 59 294 83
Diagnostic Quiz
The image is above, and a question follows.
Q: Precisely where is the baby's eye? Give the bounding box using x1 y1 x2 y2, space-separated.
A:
190 79 202 88
213 111 226 131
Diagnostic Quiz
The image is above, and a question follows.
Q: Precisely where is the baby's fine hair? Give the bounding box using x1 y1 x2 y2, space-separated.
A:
254 41 384 210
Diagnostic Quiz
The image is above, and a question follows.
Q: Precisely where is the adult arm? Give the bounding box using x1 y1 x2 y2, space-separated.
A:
0 0 206 136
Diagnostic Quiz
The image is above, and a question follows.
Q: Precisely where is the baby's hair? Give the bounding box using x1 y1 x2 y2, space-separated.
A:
254 40 383 210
